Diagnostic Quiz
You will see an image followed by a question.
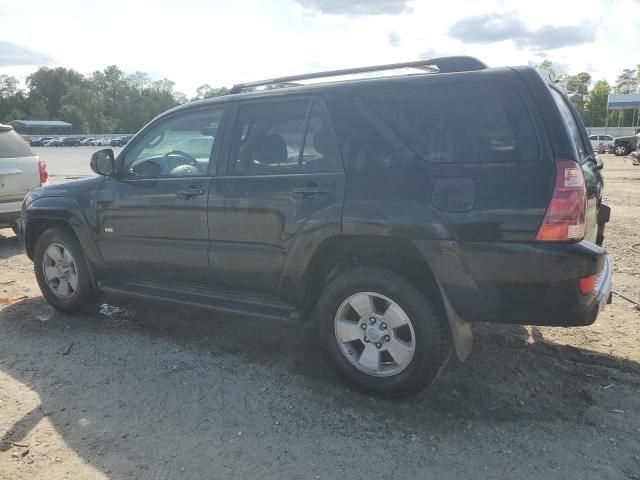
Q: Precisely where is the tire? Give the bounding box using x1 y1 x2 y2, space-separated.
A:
317 267 451 397
614 144 630 156
33 227 98 314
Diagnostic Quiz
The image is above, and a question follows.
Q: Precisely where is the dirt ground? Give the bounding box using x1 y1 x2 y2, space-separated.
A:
0 154 639 480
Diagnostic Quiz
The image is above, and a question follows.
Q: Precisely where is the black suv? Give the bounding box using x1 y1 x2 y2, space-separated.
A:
16 57 612 397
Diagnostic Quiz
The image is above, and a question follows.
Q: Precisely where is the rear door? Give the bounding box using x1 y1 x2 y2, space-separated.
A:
0 127 40 218
208 96 344 296
549 88 603 244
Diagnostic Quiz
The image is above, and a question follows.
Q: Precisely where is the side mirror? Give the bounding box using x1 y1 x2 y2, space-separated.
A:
90 149 115 176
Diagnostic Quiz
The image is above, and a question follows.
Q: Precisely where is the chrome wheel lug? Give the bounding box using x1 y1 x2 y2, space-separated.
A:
380 322 387 330
360 323 367 330
375 343 382 349
368 317 376 325
363 336 369 343
384 335 390 342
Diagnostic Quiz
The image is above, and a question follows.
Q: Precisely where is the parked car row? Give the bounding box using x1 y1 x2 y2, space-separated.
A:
29 135 132 147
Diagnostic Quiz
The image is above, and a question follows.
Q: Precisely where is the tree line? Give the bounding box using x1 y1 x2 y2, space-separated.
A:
0 66 230 134
538 60 640 128
1 62 639 134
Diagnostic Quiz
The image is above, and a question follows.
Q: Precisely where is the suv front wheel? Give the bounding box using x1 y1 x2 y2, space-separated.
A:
34 227 97 314
614 143 630 156
318 267 451 397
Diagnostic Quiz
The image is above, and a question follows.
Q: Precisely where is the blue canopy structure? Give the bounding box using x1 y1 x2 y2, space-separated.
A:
605 94 640 134
7 120 72 135
607 94 640 110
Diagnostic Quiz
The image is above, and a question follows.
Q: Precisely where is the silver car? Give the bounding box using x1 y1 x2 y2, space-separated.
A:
0 124 46 230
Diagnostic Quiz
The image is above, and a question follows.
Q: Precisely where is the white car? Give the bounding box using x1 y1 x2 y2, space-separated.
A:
92 138 112 146
588 134 614 153
0 124 47 230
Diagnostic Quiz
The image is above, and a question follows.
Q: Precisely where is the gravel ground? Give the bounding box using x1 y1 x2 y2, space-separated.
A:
0 154 639 480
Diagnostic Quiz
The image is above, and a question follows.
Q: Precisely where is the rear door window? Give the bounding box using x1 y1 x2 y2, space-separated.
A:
549 88 589 161
360 81 539 164
0 129 33 158
229 98 341 175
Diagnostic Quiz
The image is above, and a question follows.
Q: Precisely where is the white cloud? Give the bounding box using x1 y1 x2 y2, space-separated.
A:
0 0 637 96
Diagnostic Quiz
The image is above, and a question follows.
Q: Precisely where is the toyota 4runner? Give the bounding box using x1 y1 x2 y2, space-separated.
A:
16 57 612 397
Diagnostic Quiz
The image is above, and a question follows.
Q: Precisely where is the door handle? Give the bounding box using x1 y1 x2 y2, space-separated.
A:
176 186 205 199
292 184 329 199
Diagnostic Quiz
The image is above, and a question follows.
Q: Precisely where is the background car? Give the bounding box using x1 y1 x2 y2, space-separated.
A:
93 138 112 146
110 135 132 147
29 136 53 147
44 137 64 147
63 137 81 147
612 130 640 156
80 137 97 146
589 134 614 154
0 124 47 230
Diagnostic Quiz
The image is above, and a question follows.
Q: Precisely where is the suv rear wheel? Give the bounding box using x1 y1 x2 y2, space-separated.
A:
34 227 97 314
318 267 451 397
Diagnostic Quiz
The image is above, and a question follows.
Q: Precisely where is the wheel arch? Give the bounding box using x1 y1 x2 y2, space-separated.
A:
304 234 473 360
23 197 104 288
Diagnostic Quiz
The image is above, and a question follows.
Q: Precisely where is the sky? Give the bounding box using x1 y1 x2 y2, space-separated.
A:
0 0 638 97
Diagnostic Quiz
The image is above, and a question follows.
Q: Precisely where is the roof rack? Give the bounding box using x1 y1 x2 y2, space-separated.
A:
229 56 487 94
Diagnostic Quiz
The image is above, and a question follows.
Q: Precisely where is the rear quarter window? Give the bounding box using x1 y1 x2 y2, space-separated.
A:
549 88 588 161
360 80 540 163
0 129 34 158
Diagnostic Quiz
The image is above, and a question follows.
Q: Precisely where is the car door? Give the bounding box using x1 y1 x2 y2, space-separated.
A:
208 97 345 296
98 104 227 285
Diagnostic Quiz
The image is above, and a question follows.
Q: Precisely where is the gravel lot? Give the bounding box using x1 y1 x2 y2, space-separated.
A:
0 154 639 480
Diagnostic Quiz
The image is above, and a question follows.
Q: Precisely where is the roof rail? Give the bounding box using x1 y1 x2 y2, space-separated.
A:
229 56 487 94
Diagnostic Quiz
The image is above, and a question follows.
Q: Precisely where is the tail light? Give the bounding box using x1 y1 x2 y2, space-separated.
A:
536 160 586 242
579 273 598 294
38 158 48 185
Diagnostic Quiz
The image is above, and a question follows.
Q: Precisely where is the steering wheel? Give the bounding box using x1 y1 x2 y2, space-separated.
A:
161 150 198 174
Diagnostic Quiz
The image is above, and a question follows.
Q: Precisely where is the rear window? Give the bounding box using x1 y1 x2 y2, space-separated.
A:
360 81 539 163
549 88 588 161
0 129 34 158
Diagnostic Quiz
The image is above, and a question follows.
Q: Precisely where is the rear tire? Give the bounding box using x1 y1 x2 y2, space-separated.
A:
317 267 451 397
34 227 98 314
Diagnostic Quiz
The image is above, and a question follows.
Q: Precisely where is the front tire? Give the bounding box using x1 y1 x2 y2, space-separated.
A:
34 227 97 314
318 267 451 397
614 144 630 156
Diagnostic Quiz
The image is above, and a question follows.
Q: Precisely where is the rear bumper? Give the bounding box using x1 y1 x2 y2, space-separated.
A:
415 239 612 327
0 199 23 227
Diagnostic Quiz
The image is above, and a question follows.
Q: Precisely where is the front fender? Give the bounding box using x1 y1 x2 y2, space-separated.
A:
22 197 105 282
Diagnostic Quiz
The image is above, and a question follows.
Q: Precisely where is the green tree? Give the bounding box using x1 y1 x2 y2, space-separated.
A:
537 59 556 77
0 74 19 98
585 80 610 127
615 68 638 94
191 84 229 101
59 104 89 133
565 72 592 120
26 67 85 118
